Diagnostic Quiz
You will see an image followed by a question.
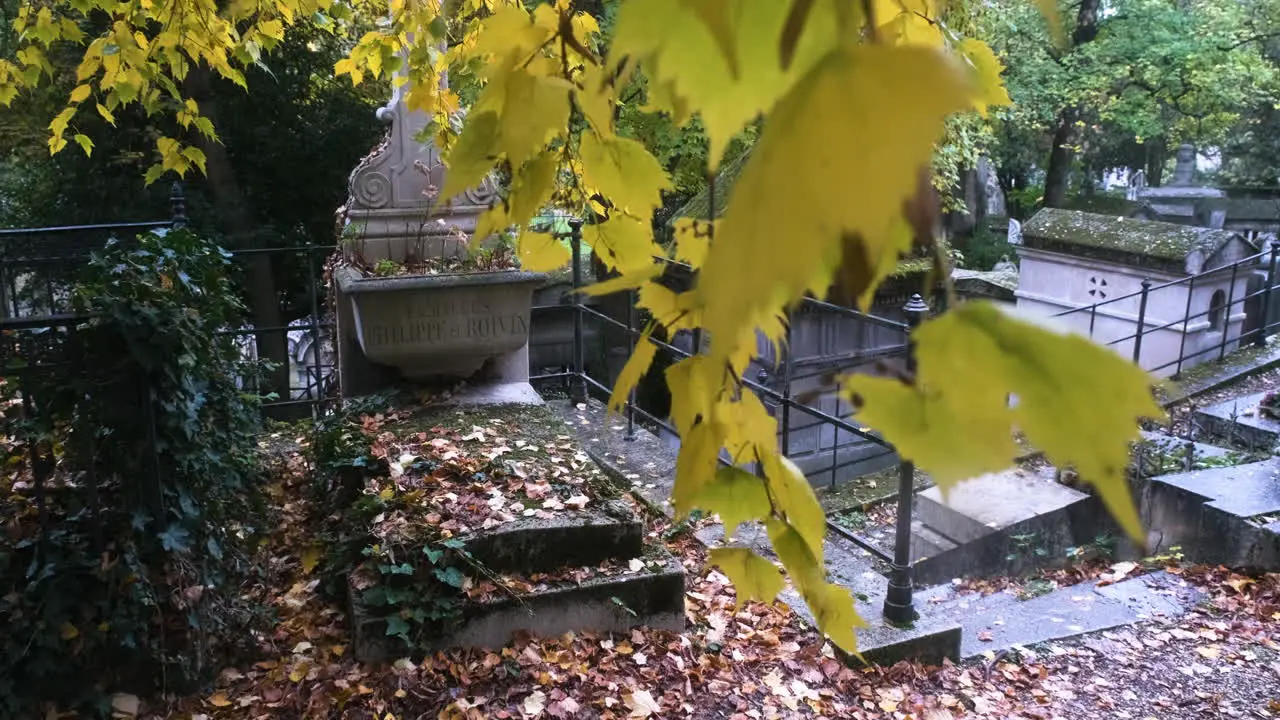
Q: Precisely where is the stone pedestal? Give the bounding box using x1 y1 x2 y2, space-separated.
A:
334 44 546 401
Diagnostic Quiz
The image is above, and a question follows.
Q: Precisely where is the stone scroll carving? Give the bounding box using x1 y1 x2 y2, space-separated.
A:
342 42 498 242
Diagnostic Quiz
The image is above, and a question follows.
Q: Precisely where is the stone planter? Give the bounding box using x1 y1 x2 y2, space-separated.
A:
335 265 545 381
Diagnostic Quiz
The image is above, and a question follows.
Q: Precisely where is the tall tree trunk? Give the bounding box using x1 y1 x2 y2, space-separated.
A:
1040 0 1102 208
185 65 291 400
1146 136 1167 187
1043 108 1078 207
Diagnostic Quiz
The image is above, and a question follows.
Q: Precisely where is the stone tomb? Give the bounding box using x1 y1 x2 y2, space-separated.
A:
1194 391 1280 449
910 468 1093 586
1146 457 1280 570
345 402 685 662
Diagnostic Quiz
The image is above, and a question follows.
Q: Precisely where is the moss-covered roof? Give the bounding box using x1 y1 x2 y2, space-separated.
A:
1022 208 1242 273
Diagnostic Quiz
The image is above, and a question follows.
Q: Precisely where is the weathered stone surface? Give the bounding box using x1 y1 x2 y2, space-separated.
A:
459 505 643 575
336 266 544 381
351 552 685 662
1194 391 1280 449
1145 458 1280 569
917 468 1087 544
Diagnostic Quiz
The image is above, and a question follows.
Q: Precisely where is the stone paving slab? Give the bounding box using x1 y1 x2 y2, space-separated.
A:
1138 429 1233 459
953 571 1204 657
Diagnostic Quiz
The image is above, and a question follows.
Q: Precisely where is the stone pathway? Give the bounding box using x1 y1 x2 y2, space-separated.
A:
554 398 1209 665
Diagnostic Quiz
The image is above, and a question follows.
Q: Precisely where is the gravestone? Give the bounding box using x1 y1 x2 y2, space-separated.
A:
1007 218 1022 245
1171 143 1196 186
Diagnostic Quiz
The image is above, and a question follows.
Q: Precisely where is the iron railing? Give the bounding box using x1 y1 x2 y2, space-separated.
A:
0 185 337 417
530 224 927 572
1050 246 1280 378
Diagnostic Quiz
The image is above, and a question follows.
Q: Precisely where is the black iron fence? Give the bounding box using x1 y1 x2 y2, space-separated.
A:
0 185 337 418
1051 246 1280 378
529 224 926 585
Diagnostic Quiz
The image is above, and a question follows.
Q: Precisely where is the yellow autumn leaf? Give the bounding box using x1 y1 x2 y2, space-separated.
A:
958 38 1012 116
73 133 93 156
697 44 974 369
637 283 702 331
709 547 785 607
608 332 657 413
209 691 232 707
467 4 553 71
59 622 79 640
578 130 672 216
875 0 945 47
69 83 90 103
1033 0 1068 48
849 302 1161 542
575 62 615 135
672 418 725 516
439 111 500 202
766 519 865 652
517 231 570 272
720 391 777 462
690 466 771 538
300 545 322 575
508 151 559 226
582 215 661 273
687 0 742 78
578 264 664 297
672 218 713 269
763 452 825 563
610 0 838 170
491 70 571 168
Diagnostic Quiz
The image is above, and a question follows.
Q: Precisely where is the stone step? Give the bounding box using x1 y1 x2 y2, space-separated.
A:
917 467 1087 545
459 501 644 575
910 521 958 562
351 551 686 663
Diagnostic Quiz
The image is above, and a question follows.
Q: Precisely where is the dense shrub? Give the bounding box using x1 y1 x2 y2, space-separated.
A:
0 228 267 716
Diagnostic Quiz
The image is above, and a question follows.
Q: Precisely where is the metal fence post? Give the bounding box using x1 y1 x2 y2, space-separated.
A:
1133 279 1151 365
780 315 793 458
1175 274 1196 378
1221 263 1239 360
884 293 928 625
625 287 637 440
1257 245 1279 347
170 182 187 229
569 220 587 404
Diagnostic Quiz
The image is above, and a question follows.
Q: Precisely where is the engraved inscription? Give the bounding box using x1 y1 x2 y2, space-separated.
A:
364 297 528 348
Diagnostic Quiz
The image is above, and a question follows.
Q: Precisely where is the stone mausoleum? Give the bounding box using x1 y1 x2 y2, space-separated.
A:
1015 208 1257 377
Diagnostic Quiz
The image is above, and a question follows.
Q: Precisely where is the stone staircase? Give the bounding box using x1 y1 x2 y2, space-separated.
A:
351 502 686 663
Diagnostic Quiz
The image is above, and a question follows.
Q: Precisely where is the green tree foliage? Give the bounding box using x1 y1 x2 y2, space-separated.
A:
987 0 1279 197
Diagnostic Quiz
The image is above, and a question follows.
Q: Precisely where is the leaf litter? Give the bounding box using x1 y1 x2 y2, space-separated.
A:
114 413 1280 720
